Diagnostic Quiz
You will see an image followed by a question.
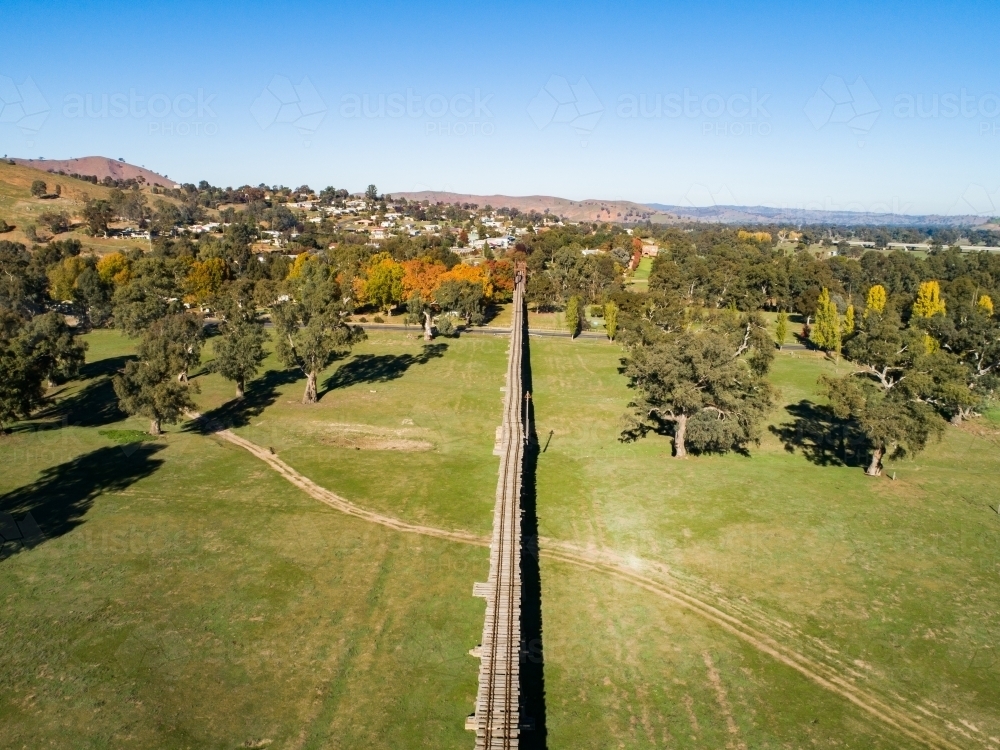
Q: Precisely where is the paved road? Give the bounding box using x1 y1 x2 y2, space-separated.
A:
358 322 608 339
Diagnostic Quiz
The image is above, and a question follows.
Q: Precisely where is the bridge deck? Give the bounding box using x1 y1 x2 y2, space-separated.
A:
469 268 527 749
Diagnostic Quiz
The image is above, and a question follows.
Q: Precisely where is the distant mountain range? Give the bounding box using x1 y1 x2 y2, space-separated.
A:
398 191 988 227
643 203 990 228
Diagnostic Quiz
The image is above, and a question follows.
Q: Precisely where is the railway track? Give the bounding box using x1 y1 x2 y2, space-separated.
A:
468 265 528 748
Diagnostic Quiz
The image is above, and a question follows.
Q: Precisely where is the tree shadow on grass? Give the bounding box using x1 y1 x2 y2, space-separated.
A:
9 355 134 434
321 342 448 395
769 399 868 467
187 367 303 433
0 443 165 562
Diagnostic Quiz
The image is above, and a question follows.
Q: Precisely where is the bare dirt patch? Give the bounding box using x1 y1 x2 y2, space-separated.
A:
311 422 433 452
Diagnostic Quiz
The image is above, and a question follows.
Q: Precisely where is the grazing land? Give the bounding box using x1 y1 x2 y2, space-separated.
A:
1 329 997 748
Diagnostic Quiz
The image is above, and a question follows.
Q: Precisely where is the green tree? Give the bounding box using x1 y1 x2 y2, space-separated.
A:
21 311 87 387
38 211 69 234
272 271 365 403
775 311 788 349
526 273 557 312
30 180 47 197
565 295 582 337
0 311 46 428
405 292 434 341
82 199 115 236
210 321 268 398
365 184 379 201
621 314 776 458
112 281 170 336
825 309 946 475
604 301 619 341
157 313 204 382
435 279 485 325
112 319 198 435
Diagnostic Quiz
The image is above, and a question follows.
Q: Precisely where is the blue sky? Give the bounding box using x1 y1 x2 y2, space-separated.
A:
1 0 999 214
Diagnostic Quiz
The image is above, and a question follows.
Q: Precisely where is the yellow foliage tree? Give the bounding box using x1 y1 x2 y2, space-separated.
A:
358 253 405 313
978 294 994 316
864 284 887 316
843 304 855 335
737 230 772 243
286 252 315 280
809 287 841 353
47 256 88 302
912 280 946 318
97 252 131 285
185 258 228 303
438 263 492 299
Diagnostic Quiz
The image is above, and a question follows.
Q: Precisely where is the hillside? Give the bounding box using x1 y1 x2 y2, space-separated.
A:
0 160 154 254
10 157 174 188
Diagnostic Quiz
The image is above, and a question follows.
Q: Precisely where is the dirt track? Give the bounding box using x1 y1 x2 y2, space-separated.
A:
195 416 972 750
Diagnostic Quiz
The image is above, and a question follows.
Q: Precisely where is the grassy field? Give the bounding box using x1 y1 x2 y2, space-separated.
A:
1 327 998 748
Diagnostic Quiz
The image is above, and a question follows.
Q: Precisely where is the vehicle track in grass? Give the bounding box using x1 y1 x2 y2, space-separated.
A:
190 415 973 750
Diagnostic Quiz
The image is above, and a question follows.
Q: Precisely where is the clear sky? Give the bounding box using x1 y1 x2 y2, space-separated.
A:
2 0 998 215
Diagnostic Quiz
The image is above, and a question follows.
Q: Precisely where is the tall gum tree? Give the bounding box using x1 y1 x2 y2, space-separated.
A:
272 265 365 404
621 312 776 458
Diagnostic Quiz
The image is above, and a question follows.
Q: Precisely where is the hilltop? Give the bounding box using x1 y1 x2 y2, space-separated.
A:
10 156 174 187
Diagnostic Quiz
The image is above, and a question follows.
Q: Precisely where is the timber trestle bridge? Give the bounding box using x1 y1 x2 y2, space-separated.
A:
466 263 531 748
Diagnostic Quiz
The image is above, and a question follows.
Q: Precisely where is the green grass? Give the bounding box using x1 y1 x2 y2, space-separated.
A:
632 256 652 281
1 328 997 748
98 428 156 444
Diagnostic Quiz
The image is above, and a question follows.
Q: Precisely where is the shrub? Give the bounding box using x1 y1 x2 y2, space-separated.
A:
436 315 456 337
373 315 384 323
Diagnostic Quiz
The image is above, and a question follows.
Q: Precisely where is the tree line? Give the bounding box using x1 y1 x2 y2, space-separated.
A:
609 229 999 475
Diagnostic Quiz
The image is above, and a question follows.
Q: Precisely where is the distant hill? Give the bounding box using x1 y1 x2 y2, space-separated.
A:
394 190 987 227
10 156 174 187
395 191 657 224
643 203 988 228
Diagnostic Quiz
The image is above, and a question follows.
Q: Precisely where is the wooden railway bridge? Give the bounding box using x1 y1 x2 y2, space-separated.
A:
467 264 529 748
